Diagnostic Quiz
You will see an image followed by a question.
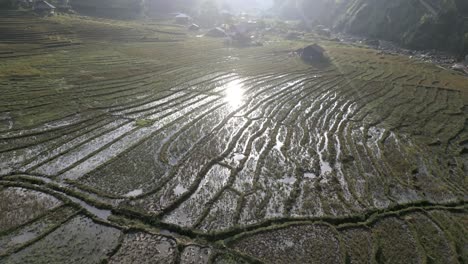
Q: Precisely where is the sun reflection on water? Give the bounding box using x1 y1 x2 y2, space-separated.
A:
224 79 244 108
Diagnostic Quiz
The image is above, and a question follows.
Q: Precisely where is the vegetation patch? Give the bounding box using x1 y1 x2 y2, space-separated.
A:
135 119 155 128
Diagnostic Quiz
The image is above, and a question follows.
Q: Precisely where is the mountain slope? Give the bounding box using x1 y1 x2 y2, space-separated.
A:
335 0 468 54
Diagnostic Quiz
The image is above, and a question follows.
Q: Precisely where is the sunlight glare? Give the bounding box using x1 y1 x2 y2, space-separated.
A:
225 79 244 108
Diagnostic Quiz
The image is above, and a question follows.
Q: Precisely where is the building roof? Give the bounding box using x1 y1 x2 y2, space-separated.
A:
175 13 190 18
304 44 325 53
35 0 56 9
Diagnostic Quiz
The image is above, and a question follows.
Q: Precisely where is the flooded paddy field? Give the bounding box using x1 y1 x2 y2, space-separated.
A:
0 10 467 263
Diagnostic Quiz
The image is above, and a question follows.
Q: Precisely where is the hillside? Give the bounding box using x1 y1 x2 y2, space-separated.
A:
273 0 468 55
335 0 468 54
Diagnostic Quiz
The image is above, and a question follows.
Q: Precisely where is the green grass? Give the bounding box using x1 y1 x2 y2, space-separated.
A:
135 119 155 127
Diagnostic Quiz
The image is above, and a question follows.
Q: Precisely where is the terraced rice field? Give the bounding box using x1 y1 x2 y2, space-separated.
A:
0 11 467 263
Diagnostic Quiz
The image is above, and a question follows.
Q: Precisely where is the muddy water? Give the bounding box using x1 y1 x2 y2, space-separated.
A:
2 71 465 233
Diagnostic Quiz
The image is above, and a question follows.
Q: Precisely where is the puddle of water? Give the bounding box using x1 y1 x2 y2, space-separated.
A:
304 172 317 179
37 122 135 177
124 189 143 197
274 127 286 157
279 176 296 184
274 140 284 151
233 153 245 161
173 184 188 196
368 126 385 140
316 152 332 176
320 161 333 175
316 133 333 176
225 152 246 167
287 79 303 87
67 196 111 220
225 56 240 61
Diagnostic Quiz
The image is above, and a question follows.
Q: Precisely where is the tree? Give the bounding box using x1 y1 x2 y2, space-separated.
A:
0 0 17 9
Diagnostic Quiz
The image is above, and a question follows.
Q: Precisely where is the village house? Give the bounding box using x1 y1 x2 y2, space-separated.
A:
175 13 191 25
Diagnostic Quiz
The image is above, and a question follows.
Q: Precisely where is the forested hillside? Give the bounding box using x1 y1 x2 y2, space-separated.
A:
274 0 468 55
335 0 468 54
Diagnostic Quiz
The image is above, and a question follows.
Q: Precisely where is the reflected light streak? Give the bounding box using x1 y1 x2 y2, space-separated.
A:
224 79 244 108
